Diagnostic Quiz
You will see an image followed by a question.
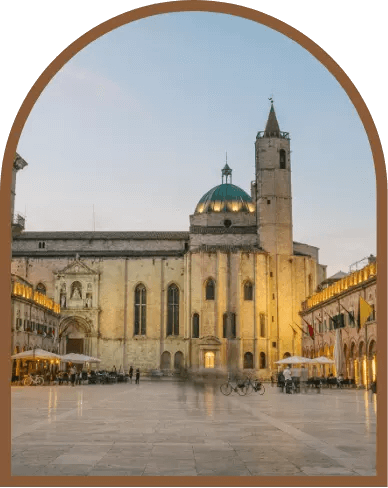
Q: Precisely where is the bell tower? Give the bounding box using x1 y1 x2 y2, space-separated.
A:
255 101 293 255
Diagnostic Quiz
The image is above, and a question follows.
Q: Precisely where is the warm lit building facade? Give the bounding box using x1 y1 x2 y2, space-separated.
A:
301 259 377 386
12 104 326 376
11 274 61 377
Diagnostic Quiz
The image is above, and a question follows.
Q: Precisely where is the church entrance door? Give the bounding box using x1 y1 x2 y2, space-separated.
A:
67 338 84 354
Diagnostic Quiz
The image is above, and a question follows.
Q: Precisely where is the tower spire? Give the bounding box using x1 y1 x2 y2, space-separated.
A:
221 154 232 184
264 98 280 138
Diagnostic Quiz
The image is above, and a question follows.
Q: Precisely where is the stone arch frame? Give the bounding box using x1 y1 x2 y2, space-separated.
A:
204 277 216 301
166 282 180 337
243 279 254 301
59 315 93 356
134 282 147 336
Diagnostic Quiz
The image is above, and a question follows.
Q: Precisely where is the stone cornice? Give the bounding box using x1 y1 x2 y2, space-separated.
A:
189 226 257 234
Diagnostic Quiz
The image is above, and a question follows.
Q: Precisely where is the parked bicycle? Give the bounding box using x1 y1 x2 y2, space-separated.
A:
220 376 248 396
245 377 265 395
23 374 44 386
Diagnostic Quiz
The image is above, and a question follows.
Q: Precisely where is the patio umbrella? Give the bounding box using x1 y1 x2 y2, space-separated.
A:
61 353 101 364
310 356 335 364
11 349 61 360
86 356 101 363
275 356 313 364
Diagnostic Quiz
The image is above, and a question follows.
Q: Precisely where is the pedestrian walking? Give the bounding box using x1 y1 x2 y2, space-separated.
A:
135 368 140 384
129 365 133 384
70 366 76 387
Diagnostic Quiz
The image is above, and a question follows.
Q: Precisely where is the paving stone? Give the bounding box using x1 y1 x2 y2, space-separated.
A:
11 383 376 477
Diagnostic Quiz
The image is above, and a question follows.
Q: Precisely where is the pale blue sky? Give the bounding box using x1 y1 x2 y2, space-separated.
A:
16 12 376 276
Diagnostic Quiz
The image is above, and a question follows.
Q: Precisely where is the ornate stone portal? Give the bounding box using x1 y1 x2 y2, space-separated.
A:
55 258 100 358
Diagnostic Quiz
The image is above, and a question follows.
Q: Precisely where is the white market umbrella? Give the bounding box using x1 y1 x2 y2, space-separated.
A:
310 356 335 364
61 353 96 364
275 356 313 365
86 356 101 363
11 349 61 360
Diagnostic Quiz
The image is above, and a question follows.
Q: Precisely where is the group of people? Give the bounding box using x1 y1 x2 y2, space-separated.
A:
68 365 141 386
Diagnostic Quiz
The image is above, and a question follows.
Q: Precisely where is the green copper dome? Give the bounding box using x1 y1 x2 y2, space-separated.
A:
195 183 255 214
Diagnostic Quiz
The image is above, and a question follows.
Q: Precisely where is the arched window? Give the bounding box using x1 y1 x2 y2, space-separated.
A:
283 352 291 359
167 284 179 336
244 281 253 301
205 279 215 300
192 313 199 338
70 281 82 300
36 283 46 295
223 313 236 338
134 284 146 335
244 352 254 369
359 342 365 358
260 352 266 369
279 149 286 169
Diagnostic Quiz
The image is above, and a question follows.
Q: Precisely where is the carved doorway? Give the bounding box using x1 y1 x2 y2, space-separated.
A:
67 338 84 354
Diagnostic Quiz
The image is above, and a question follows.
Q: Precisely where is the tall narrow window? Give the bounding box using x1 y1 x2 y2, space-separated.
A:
134 284 147 335
192 313 199 338
205 279 215 300
167 284 179 336
279 149 286 169
244 281 253 301
223 313 236 338
260 313 265 337
231 313 236 338
260 352 266 369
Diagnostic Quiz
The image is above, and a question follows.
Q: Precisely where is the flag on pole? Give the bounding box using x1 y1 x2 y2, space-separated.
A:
359 296 373 329
301 317 315 340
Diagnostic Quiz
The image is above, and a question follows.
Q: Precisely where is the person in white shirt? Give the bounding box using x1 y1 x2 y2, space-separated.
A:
283 366 292 393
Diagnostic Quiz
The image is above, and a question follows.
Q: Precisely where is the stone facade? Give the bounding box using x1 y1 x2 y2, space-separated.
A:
11 105 327 377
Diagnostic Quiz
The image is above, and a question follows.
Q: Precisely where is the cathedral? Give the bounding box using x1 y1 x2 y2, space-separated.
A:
11 103 326 377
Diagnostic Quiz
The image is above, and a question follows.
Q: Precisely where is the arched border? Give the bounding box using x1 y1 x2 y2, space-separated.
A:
0 3 386 484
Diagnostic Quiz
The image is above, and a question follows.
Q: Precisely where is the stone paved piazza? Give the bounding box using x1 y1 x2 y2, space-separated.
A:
11 381 376 477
